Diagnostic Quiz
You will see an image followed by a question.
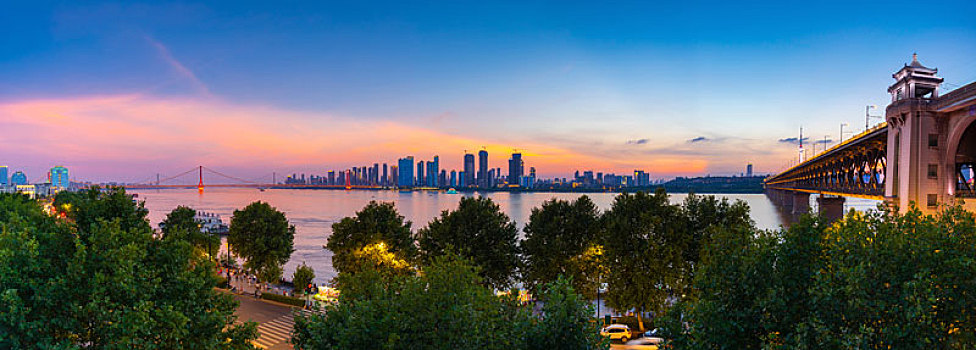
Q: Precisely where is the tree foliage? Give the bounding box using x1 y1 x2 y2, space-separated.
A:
669 205 976 349
160 205 220 258
0 189 257 349
326 201 416 275
228 201 295 283
292 255 607 350
416 196 520 290
522 196 603 297
292 263 315 295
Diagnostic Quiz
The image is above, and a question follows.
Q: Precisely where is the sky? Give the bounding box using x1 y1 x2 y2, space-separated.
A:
2 1 975 183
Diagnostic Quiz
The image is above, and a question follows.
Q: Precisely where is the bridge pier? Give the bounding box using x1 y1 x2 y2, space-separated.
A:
791 192 810 216
817 196 846 223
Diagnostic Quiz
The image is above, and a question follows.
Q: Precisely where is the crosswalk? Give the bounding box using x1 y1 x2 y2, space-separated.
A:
251 314 295 349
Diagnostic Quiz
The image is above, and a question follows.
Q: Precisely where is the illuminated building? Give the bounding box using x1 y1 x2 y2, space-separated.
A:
398 157 414 188
49 166 69 189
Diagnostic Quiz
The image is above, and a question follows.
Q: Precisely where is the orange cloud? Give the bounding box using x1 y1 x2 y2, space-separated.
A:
0 94 708 181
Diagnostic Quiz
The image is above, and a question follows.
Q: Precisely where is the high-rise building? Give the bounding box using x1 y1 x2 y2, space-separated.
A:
634 170 649 187
417 161 425 186
49 166 69 189
10 171 27 185
371 163 380 185
488 169 495 187
508 153 523 186
450 170 457 187
398 157 414 188
426 156 439 187
478 150 488 188
391 165 398 186
746 164 754 177
382 163 389 185
0 165 7 186
439 170 447 188
463 153 476 187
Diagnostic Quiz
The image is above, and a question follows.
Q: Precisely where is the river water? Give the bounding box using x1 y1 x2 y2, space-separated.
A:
130 188 880 284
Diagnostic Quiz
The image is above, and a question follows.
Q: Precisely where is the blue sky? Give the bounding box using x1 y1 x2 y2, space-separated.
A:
2 1 975 181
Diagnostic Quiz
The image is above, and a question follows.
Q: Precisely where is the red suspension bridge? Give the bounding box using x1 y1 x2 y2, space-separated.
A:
122 166 383 190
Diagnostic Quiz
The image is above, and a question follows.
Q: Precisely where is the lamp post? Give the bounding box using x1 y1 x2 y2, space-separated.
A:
840 123 849 143
865 105 879 130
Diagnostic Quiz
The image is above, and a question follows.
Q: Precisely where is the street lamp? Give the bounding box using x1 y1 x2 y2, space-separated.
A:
865 105 881 130
840 123 850 143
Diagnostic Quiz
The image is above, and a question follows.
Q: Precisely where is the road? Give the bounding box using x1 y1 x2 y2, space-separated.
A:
231 292 306 350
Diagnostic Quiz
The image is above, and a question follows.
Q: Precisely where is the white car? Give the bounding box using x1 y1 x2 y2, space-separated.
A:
600 324 632 342
622 337 662 349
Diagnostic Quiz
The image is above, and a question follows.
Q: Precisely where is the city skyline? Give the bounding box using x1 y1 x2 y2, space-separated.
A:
2 2 975 182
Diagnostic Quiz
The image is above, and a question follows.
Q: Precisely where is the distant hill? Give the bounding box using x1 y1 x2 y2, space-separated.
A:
656 175 766 194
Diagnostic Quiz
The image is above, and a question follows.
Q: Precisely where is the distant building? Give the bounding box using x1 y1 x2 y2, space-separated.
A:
634 170 650 186
398 157 414 188
49 166 69 190
450 170 457 187
478 150 488 188
508 153 523 186
10 171 27 185
463 153 476 187
417 161 424 186
746 164 754 177
0 165 7 185
427 156 439 187
382 163 388 185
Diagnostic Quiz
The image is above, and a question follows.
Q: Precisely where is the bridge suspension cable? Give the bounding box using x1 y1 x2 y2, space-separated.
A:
140 167 199 185
201 166 262 185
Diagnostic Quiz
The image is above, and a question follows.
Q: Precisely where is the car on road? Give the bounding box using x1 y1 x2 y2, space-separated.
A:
621 337 663 349
601 324 632 342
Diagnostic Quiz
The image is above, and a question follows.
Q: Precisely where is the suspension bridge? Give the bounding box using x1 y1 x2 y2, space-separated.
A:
122 166 383 190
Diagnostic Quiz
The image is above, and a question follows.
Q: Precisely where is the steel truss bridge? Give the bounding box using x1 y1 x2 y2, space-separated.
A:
765 123 888 201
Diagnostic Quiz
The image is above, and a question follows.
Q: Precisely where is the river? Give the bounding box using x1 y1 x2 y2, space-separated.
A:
130 188 881 284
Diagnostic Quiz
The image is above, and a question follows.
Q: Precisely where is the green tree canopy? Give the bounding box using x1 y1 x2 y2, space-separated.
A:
415 196 520 290
326 201 416 275
228 201 295 283
292 255 608 350
668 205 976 349
601 189 684 331
161 205 220 258
0 190 257 349
521 195 604 297
292 263 316 295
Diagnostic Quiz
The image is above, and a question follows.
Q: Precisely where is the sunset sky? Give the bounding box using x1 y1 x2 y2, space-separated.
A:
2 1 975 183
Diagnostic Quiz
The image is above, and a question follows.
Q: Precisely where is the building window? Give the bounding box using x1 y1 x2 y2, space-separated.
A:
927 194 938 208
928 134 938 148
928 164 938 179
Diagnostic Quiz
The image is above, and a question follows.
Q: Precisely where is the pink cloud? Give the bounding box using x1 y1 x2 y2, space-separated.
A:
0 94 714 182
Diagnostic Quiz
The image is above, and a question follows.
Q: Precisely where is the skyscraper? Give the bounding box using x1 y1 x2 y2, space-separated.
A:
398 157 414 188
427 156 439 187
463 153 475 187
450 170 457 187
0 165 7 186
49 166 69 189
382 163 388 185
10 171 27 185
417 161 425 186
508 153 523 186
478 150 488 188
746 164 754 177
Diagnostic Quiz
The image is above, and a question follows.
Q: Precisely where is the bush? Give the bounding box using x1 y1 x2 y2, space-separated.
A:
261 292 306 307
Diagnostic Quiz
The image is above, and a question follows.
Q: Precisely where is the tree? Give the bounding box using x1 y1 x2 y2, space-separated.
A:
292 255 608 350
522 196 604 297
326 201 416 275
416 196 520 290
601 190 684 331
161 205 220 259
669 205 976 349
0 191 258 349
293 263 315 295
526 276 610 350
228 201 295 283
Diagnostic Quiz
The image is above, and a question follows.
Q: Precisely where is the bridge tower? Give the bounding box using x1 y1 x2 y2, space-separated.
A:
885 54 945 212
198 166 204 193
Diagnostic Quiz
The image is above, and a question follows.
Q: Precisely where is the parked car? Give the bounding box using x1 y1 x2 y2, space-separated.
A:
622 337 662 350
643 328 665 343
600 324 632 342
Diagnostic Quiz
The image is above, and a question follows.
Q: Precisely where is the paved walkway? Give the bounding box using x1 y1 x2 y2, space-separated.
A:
231 292 311 350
